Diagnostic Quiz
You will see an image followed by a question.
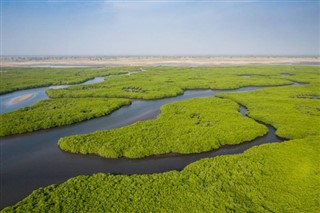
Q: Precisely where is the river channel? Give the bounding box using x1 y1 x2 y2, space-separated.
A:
0 82 301 209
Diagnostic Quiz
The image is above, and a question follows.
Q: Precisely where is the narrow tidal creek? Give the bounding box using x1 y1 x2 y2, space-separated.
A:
0 82 301 209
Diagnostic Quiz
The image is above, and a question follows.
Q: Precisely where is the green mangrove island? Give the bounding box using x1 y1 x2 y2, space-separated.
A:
3 137 319 212
58 97 267 158
0 98 130 136
1 65 319 212
0 66 139 94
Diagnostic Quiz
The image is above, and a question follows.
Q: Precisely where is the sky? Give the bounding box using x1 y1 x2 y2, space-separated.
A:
1 0 319 56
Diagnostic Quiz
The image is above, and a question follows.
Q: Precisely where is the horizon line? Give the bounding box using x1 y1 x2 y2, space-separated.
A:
1 54 319 58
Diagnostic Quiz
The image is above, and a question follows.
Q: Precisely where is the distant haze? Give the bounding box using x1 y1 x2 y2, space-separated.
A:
2 1 319 56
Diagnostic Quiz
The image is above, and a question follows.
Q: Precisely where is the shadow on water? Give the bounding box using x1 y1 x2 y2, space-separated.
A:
0 82 301 209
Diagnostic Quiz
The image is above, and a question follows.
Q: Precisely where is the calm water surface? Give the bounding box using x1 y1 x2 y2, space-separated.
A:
0 83 301 209
0 77 105 114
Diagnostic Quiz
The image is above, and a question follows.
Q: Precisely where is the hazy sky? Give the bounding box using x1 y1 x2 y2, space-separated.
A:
1 1 319 56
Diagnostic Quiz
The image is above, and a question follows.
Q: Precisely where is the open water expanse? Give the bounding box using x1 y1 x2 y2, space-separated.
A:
0 81 302 209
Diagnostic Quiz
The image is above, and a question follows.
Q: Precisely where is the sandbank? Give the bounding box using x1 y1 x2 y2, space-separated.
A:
10 93 35 104
1 56 319 67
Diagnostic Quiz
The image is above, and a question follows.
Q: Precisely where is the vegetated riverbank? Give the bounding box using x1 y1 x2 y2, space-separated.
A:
58 97 267 158
2 136 319 212
0 70 143 114
0 87 282 210
57 78 319 159
0 98 130 136
47 66 303 99
5 79 315 212
0 66 139 94
1 65 319 211
218 83 320 139
1 65 311 135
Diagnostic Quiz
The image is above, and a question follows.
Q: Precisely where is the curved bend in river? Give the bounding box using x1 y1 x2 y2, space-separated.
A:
2 65 319 209
58 97 269 159
0 70 142 114
0 77 105 114
1 80 310 209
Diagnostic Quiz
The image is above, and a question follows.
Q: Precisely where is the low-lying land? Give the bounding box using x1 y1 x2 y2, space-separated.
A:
47 66 303 99
0 98 130 136
0 66 139 94
1 65 320 212
218 83 320 139
57 77 320 158
3 65 317 136
58 97 267 158
3 136 319 212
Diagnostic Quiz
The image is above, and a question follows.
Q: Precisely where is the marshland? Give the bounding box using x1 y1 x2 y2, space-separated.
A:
0 65 319 212
1 1 319 212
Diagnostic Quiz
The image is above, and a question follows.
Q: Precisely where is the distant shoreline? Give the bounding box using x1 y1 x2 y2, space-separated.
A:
1 56 319 67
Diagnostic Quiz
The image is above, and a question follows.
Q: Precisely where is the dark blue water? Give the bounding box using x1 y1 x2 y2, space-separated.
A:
0 82 302 209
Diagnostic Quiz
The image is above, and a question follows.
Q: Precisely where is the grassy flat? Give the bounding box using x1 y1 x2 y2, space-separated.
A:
58 97 267 158
3 136 319 212
0 98 130 136
0 67 139 94
46 66 310 99
2 66 320 212
218 84 320 139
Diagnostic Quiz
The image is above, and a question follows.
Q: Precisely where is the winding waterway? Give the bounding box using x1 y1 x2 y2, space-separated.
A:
0 82 302 209
0 77 105 114
0 69 144 114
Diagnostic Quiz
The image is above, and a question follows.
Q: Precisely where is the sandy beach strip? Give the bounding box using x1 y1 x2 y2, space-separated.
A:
10 93 35 104
1 56 319 67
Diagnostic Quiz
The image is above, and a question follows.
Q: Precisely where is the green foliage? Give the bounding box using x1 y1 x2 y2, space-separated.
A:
3 136 319 212
46 65 311 99
218 83 320 139
0 98 130 136
2 65 320 212
0 67 139 94
58 97 267 158
278 66 320 84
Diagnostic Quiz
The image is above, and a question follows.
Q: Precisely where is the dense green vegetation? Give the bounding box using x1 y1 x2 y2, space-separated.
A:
3 136 319 212
218 83 320 139
279 66 320 84
2 66 318 99
2 65 318 136
2 65 320 211
0 98 130 136
0 66 139 94
46 66 312 99
58 97 267 158
57 66 320 158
